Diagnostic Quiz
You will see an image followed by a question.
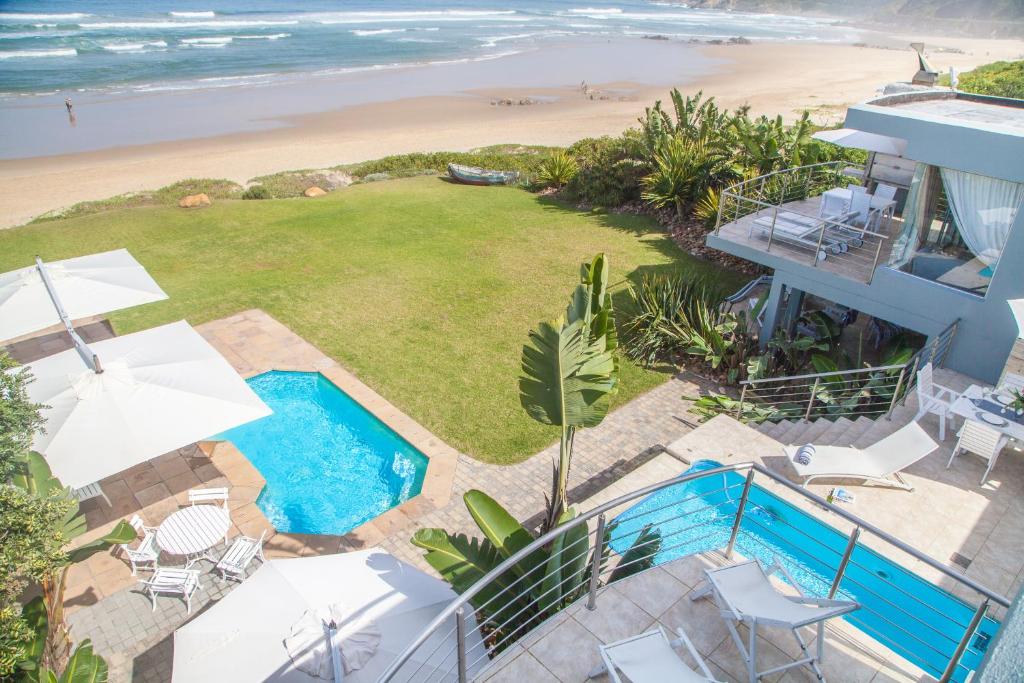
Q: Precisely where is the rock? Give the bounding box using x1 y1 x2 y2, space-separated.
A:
303 186 327 197
178 193 210 208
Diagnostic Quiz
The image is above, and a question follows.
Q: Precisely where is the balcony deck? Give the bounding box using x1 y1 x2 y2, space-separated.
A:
712 196 898 284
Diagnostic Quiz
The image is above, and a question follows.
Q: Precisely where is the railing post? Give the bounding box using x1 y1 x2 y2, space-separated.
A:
901 355 921 407
812 225 827 267
765 206 779 252
586 513 607 611
726 469 755 558
804 377 820 422
886 367 907 420
714 190 726 235
828 527 861 599
455 607 468 683
939 598 989 683
867 236 885 284
736 384 749 420
940 322 959 368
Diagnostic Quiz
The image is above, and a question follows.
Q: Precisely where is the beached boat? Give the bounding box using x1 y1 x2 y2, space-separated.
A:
447 163 519 186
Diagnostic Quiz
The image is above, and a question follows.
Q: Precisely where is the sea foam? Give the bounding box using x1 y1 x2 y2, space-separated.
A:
0 48 77 58
169 11 216 18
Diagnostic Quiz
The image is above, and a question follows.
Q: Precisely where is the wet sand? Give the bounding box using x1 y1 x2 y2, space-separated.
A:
1 32 1021 228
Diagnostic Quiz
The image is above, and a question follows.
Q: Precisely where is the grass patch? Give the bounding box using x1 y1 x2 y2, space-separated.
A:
1 177 744 464
341 146 558 181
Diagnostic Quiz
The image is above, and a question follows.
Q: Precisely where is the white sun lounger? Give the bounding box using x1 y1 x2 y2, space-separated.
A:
784 422 939 491
750 211 857 260
691 558 859 683
587 625 721 683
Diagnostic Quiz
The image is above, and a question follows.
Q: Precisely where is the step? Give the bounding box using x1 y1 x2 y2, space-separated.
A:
764 419 795 441
812 417 855 446
851 415 905 449
833 416 876 447
755 420 777 435
785 417 836 446
773 419 811 446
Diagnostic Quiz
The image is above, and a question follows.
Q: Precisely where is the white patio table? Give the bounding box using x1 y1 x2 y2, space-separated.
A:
950 384 1024 442
157 506 231 568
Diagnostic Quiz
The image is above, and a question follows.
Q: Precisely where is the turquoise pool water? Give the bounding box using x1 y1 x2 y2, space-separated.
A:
215 371 428 535
609 460 998 682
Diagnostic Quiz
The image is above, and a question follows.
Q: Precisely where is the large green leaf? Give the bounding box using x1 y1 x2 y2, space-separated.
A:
519 319 616 429
67 520 136 565
11 452 63 498
55 640 107 683
537 507 589 612
463 490 547 586
16 597 48 682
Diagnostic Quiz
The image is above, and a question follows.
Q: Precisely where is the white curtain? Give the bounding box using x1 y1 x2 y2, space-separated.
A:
940 169 1024 267
889 163 932 267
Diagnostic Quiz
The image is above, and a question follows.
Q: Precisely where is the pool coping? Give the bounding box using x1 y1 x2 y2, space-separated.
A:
195 308 459 551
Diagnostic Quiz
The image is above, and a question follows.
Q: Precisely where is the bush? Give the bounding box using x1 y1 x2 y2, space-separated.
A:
536 150 579 189
241 185 271 200
343 148 552 181
563 135 648 207
153 178 242 204
249 170 347 198
942 60 1024 99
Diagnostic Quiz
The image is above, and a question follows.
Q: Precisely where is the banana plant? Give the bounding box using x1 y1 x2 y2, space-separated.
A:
520 254 618 532
18 598 107 683
412 490 660 651
12 453 134 674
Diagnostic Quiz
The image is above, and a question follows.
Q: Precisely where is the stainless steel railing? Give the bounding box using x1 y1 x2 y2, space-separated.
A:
735 318 960 424
376 461 1008 683
713 161 892 284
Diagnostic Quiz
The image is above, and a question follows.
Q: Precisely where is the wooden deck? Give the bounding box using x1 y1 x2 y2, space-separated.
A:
713 196 899 284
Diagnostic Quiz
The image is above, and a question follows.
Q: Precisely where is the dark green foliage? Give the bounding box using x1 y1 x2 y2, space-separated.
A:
562 135 648 207
0 354 45 482
241 184 271 200
343 148 551 179
945 60 1024 99
536 150 579 189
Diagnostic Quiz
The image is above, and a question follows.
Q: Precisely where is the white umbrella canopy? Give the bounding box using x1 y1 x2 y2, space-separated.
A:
172 549 485 683
0 249 168 343
23 320 270 489
812 128 909 156
1010 299 1024 339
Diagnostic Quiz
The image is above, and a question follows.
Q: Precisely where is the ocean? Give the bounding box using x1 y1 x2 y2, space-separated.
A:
0 0 856 97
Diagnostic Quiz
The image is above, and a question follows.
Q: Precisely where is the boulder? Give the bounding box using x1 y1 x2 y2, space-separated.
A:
178 193 211 208
303 186 327 197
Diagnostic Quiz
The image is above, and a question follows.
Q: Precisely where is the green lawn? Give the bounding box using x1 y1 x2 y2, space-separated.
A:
0 177 744 464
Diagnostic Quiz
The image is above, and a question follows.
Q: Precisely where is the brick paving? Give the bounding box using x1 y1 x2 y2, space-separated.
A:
61 311 713 682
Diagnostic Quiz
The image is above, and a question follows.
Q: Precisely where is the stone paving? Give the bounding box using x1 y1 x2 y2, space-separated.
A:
62 309 711 681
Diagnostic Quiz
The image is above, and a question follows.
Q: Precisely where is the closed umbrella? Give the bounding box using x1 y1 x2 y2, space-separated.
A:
172 549 484 682
0 249 167 343
23 320 270 489
812 128 909 156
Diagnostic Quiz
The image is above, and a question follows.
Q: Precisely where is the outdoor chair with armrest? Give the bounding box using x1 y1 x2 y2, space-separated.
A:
915 362 960 440
121 514 160 576
215 529 267 582
188 487 229 510
947 419 1009 486
140 568 202 614
691 558 859 683
784 421 939 491
588 625 721 683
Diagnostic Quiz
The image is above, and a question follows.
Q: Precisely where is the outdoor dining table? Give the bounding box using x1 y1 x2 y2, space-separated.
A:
950 384 1024 442
157 505 231 568
822 188 896 231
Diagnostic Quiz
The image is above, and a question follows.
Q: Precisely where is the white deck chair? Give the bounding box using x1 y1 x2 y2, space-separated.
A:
587 625 721 683
140 568 202 614
72 481 111 508
784 421 939 491
120 514 159 576
691 559 859 683
915 362 960 440
947 420 1009 485
873 183 897 203
215 529 267 582
188 487 229 510
818 193 848 218
998 372 1024 395
848 190 873 229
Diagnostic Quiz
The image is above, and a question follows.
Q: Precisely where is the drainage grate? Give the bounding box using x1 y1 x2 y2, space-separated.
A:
950 552 972 569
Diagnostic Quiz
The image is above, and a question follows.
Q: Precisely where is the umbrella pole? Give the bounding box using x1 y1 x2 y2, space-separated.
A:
325 621 344 682
34 256 103 374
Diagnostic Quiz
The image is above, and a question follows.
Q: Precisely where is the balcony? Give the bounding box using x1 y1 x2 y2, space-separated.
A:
710 162 897 285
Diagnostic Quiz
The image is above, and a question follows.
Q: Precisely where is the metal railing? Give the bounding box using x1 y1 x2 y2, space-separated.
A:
377 461 1008 683
713 161 891 284
735 318 960 424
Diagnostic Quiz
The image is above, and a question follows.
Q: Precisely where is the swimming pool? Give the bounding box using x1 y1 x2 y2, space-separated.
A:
215 371 428 535
609 460 998 682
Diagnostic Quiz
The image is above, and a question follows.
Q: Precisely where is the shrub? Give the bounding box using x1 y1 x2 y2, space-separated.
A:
563 135 647 207
343 149 551 181
693 186 720 230
942 60 1024 99
241 185 271 200
536 150 579 189
153 178 242 204
641 138 735 216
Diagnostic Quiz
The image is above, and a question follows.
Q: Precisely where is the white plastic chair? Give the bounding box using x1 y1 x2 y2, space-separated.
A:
140 568 202 614
847 183 867 195
873 183 898 202
849 190 873 229
188 487 229 510
215 529 267 582
588 625 721 683
818 192 848 218
120 514 160 576
72 482 111 508
998 372 1024 396
915 362 960 440
691 558 858 683
947 420 1009 485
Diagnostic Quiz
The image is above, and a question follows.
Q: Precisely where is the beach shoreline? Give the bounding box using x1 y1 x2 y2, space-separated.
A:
1 32 1022 229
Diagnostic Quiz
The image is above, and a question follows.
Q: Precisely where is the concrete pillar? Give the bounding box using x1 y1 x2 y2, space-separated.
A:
758 278 787 349
782 288 806 337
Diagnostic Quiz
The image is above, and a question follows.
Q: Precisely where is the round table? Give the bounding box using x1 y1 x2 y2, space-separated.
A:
157 505 231 567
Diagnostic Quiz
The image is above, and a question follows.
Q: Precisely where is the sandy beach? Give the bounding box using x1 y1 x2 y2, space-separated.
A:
1 31 1022 228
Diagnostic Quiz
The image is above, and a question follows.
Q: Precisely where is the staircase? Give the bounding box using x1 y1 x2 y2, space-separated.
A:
752 366 973 448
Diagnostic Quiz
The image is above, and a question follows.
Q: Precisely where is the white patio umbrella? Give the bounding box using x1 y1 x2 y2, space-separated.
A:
1009 299 1024 339
812 128 909 156
172 549 485 682
0 249 168 343
23 320 270 489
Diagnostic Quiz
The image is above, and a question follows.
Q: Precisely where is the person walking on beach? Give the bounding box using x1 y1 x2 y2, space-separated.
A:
65 97 73 113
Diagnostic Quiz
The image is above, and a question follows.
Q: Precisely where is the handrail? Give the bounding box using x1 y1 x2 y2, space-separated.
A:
376 459 1009 682
723 160 865 197
741 363 905 386
719 192 891 242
